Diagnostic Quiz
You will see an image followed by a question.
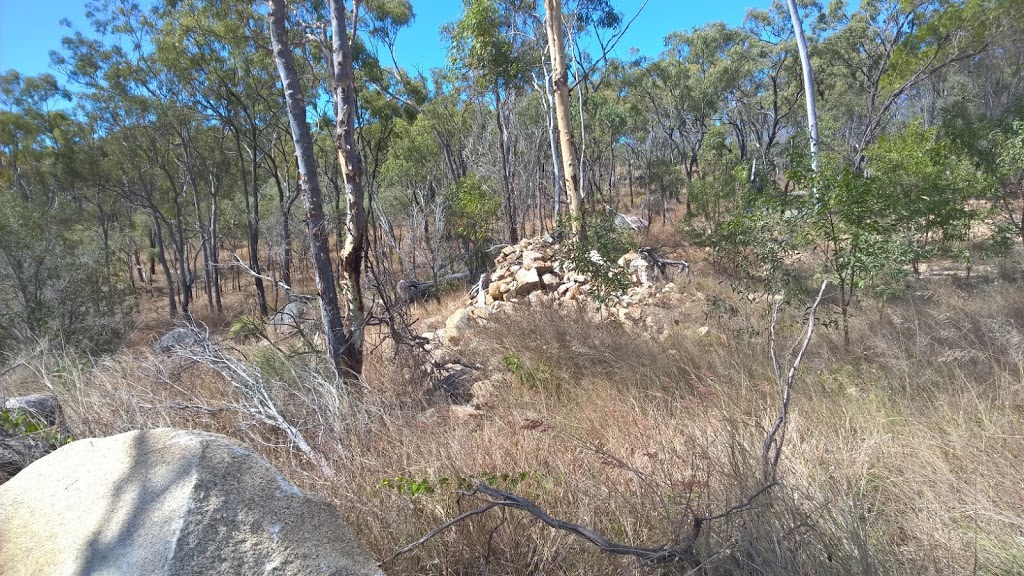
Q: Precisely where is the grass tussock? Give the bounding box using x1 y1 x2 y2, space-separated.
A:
2 277 1023 575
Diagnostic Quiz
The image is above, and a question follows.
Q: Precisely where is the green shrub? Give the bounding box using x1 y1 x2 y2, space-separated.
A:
556 211 637 303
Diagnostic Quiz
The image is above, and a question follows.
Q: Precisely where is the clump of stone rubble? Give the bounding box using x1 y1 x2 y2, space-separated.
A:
417 236 690 404
419 233 692 350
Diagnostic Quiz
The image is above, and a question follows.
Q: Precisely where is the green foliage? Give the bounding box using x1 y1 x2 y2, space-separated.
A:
0 409 73 446
689 126 750 229
228 315 265 343
444 174 501 274
866 123 978 270
0 186 136 352
556 211 637 303
378 470 537 497
710 186 812 292
0 409 46 436
446 0 536 93
502 352 552 388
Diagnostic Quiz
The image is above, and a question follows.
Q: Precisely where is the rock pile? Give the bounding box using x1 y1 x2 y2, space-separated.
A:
418 236 690 407
423 236 687 349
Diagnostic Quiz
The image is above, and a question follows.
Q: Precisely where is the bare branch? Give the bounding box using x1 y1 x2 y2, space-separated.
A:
385 501 500 562
232 254 294 298
762 279 828 479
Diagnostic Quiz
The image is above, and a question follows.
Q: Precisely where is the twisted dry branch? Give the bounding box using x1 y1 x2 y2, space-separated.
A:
388 480 777 569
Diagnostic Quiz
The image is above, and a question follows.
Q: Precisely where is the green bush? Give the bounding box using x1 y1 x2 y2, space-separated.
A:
556 211 637 303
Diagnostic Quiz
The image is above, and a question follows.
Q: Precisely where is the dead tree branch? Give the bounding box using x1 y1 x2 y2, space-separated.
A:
389 478 778 569
171 324 334 476
638 247 691 282
386 501 501 562
232 254 295 299
762 279 828 480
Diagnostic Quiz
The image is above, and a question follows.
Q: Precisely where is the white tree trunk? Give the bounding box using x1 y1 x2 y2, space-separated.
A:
786 0 820 175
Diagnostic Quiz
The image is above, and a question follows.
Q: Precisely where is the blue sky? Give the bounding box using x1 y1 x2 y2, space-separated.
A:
1 0 774 80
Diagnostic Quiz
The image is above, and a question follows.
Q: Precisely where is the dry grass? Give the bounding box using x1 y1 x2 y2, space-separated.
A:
3 272 1023 575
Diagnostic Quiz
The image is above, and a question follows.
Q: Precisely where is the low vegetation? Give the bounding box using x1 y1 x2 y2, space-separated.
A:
3 251 1022 574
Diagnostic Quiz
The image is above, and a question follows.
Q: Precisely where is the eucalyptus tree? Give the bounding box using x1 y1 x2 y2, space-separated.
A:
784 0 820 174
738 3 807 176
820 0 993 172
267 0 353 375
152 0 283 316
0 71 134 350
448 0 543 243
543 0 582 229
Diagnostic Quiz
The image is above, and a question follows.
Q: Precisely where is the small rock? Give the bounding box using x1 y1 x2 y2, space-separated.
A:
153 327 200 354
521 250 544 268
450 405 485 419
532 261 554 275
469 379 499 408
3 395 60 428
514 267 542 295
445 308 471 343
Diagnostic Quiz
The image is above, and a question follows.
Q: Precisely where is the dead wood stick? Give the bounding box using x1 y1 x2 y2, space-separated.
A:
385 501 500 562
232 254 295 297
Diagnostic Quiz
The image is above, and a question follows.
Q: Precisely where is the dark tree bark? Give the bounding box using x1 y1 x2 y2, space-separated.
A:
494 87 519 244
153 218 177 318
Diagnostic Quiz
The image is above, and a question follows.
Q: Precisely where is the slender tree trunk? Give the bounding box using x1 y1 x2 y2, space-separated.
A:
209 178 223 314
544 0 582 233
184 146 215 314
172 212 193 319
540 62 563 222
153 220 177 319
494 87 519 244
786 0 820 176
133 250 146 286
234 129 269 317
148 227 157 281
329 0 367 375
268 0 352 377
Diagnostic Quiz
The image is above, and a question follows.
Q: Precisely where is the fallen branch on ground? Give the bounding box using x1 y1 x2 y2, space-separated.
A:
638 247 691 282
388 480 776 569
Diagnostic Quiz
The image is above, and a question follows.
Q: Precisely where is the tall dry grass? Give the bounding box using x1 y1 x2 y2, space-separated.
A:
3 276 1023 575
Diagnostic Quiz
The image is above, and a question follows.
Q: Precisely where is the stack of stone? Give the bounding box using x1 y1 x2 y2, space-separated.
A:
423 236 684 349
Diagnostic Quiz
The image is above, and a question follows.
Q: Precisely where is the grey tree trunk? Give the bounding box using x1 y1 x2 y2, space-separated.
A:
267 0 352 377
544 0 585 229
329 0 367 376
153 218 177 318
494 87 519 243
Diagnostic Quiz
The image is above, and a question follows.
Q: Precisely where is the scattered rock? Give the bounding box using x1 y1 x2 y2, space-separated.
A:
513 267 542 296
521 250 544 268
450 405 485 419
267 297 317 335
469 379 500 408
445 308 471 343
3 394 60 428
0 429 383 576
153 327 201 354
416 235 694 394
